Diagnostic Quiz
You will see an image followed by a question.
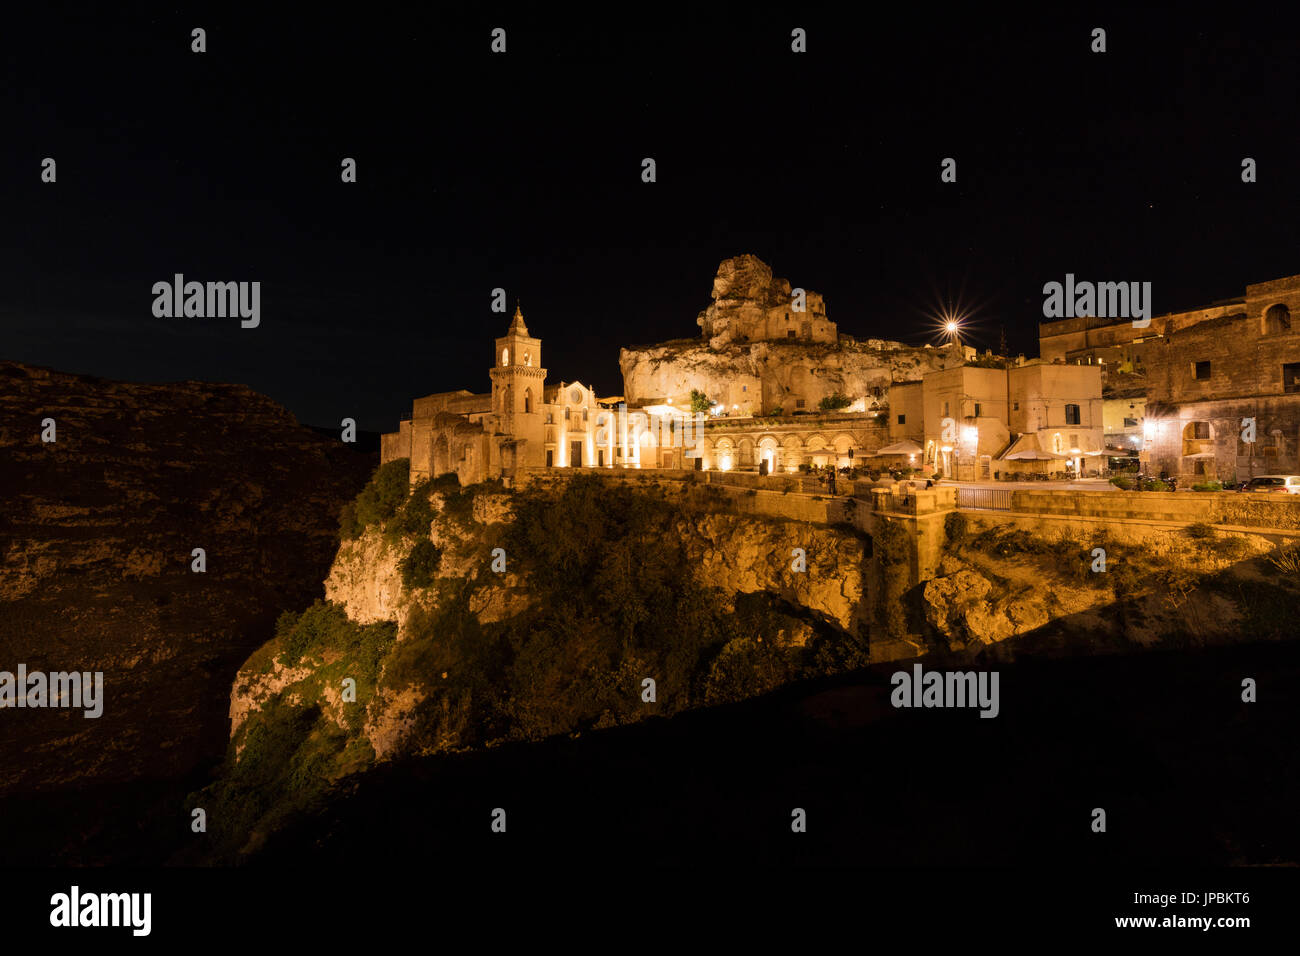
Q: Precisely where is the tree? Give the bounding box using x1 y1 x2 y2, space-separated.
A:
689 389 713 414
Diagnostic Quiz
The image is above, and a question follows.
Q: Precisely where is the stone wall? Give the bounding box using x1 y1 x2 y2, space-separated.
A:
968 488 1300 531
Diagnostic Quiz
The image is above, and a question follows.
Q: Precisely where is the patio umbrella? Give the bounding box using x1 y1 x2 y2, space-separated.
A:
874 439 924 456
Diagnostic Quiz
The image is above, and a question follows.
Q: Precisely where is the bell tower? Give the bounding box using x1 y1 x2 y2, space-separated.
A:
488 304 547 466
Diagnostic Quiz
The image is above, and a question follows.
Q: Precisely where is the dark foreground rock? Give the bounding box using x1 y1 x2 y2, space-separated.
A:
0 362 373 811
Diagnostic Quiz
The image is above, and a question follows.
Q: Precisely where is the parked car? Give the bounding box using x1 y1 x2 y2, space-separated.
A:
1240 475 1300 494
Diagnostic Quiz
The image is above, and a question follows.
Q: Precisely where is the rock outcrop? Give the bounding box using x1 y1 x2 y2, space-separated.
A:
228 475 872 774
620 337 966 416
696 254 830 346
923 569 1052 645
620 254 966 414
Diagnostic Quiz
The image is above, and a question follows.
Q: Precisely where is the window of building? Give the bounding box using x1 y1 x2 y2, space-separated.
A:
897 414 906 425
1284 362 1300 393
501 348 509 366
796 399 806 408
1123 417 1138 428
943 401 949 417
582 408 588 423
974 402 982 417
787 330 796 338
1065 403 1081 425
1190 421 1210 440
546 449 554 467
1194 360 1212 380
1013 401 1019 411
742 385 747 392
1265 304 1292 335
564 408 571 421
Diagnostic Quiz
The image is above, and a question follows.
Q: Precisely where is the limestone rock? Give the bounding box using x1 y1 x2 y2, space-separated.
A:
325 530 408 625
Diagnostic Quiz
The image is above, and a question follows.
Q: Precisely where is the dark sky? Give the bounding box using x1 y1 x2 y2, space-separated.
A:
3 6 1298 431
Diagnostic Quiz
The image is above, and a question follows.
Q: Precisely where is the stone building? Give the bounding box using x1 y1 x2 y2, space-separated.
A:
382 305 598 485
692 413 889 473
920 360 1103 479
1140 274 1300 481
1038 272 1300 481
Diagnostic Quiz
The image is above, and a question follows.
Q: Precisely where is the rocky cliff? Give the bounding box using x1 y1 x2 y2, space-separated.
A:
236 476 870 763
0 362 374 799
204 472 872 857
923 519 1295 654
620 337 966 414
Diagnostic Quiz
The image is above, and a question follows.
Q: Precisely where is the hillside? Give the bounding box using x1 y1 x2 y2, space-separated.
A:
191 467 874 859
0 362 374 813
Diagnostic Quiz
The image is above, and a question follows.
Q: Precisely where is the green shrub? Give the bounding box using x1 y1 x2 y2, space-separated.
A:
1191 480 1223 492
689 389 713 414
1184 522 1216 540
386 478 435 541
1109 475 1134 490
1208 536 1251 560
944 510 969 544
274 600 396 672
703 637 794 705
818 393 852 412
400 539 443 590
338 501 363 541
347 458 411 535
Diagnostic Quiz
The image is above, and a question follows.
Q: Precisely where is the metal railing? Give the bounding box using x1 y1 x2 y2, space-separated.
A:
957 487 1012 511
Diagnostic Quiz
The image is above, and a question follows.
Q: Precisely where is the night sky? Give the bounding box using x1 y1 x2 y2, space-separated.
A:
3 7 1298 431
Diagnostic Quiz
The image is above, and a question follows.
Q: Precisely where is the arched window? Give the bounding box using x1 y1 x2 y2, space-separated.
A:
1265 304 1292 335
524 387 533 413
525 352 532 366
1052 433 1064 454
501 347 509 367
